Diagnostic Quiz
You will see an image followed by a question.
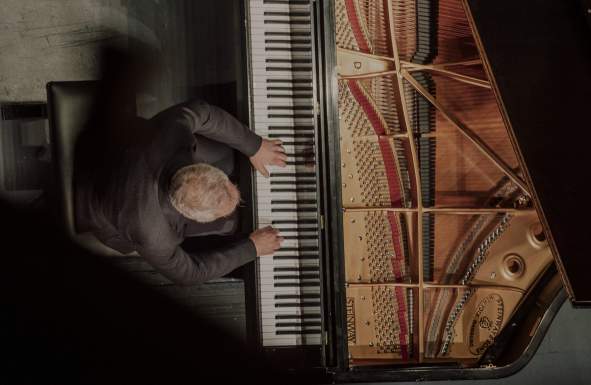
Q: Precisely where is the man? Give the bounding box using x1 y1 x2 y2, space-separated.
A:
75 98 286 285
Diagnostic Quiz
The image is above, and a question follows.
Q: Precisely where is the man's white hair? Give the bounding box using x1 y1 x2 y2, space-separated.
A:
169 163 240 223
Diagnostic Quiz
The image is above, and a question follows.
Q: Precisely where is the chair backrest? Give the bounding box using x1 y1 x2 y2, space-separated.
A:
46 81 135 257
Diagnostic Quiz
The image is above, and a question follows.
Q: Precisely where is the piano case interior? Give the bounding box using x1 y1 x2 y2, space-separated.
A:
242 0 591 381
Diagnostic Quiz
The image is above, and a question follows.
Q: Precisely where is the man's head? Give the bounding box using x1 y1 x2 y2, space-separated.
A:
169 163 240 223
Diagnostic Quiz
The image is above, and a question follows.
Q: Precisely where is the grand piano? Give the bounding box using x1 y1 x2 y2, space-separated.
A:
239 0 591 381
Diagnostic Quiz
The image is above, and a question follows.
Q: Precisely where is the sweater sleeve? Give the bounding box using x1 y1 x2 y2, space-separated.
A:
136 238 257 286
151 99 262 157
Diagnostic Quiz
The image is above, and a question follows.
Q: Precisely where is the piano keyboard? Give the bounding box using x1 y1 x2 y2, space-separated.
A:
247 0 323 347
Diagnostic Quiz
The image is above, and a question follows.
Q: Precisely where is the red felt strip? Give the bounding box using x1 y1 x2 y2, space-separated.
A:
344 0 371 53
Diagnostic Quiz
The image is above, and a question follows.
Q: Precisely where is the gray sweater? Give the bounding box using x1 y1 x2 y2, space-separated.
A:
75 99 262 285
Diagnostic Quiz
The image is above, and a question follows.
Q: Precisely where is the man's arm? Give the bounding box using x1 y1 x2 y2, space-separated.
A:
151 99 262 157
138 239 257 286
136 227 282 285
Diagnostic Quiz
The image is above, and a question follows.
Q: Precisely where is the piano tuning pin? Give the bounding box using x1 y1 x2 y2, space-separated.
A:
348 174 353 179
350 197 355 202
369 342 374 347
361 296 366 300
341 162 346 168
357 274 362 281
342 183 347 188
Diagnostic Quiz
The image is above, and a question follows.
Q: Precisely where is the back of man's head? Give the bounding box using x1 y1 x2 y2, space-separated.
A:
169 163 240 223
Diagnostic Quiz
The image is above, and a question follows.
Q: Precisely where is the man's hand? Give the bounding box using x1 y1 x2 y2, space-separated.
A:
249 226 283 256
249 139 287 177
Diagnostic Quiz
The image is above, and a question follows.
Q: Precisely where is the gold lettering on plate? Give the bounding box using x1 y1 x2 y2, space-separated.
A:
468 293 504 355
346 297 356 344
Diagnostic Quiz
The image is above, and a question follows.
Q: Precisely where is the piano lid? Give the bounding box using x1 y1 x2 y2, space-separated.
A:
463 0 591 305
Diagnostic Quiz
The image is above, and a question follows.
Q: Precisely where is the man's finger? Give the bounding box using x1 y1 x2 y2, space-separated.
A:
276 152 288 161
257 164 269 178
274 145 286 153
270 158 286 167
272 139 282 146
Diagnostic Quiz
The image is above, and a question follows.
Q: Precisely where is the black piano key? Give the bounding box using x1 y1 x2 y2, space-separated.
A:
272 227 318 232
268 134 314 139
275 313 321 320
268 105 313 110
271 188 317 193
274 274 319 280
267 94 313 99
272 219 317 224
274 282 319 287
275 293 321 299
276 330 320 335
267 113 314 119
270 180 316 186
264 18 311 25
270 172 315 178
264 31 311 37
269 125 314 131
274 268 319 274
271 199 316 204
283 161 315 166
285 153 315 159
267 86 313 91
275 322 322 327
271 208 317 214
275 302 321 308
265 58 312 64
273 255 319 260
265 39 312 45
278 246 318 251
265 67 313 72
264 0 308 2
282 235 318 240
266 78 311 83
264 11 310 17
265 47 312 52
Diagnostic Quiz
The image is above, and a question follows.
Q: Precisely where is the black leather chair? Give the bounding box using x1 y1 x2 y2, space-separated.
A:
46 81 136 257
